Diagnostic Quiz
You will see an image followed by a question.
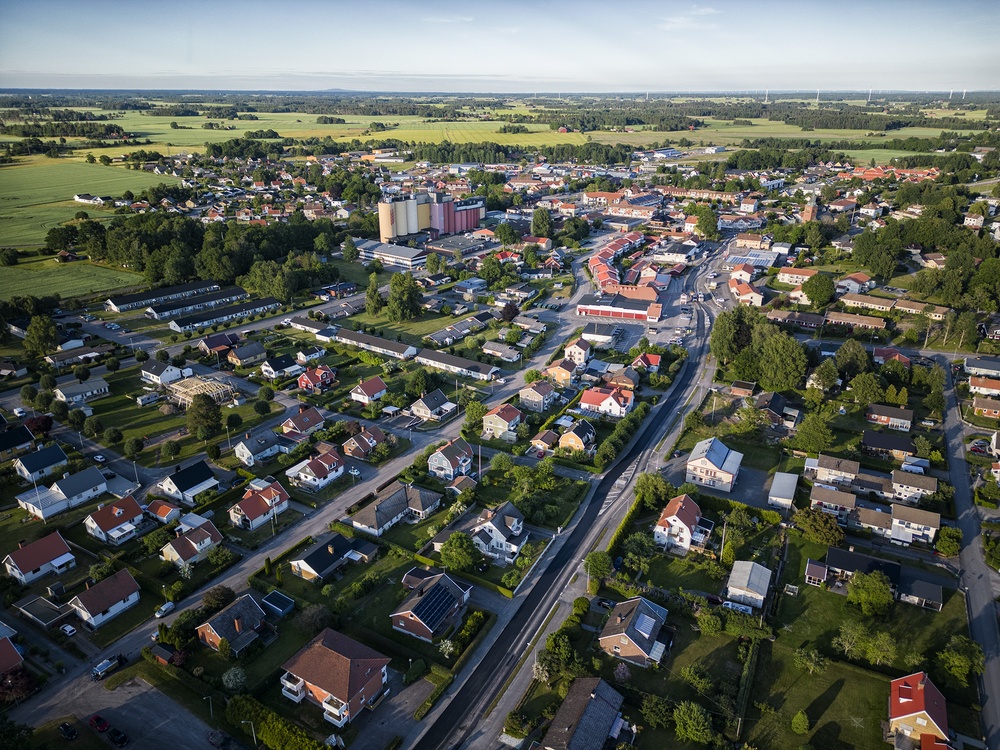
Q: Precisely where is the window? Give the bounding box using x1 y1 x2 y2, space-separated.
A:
613 645 620 653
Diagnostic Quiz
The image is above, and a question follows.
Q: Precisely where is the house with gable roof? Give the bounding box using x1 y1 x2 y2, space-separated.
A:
559 420 597 455
146 498 181 525
727 561 772 609
196 594 268 657
83 495 144 546
157 460 219 505
285 451 345 491
351 481 442 537
281 406 325 436
482 403 523 441
427 438 474 482
16 466 108 520
160 515 223 566
411 388 455 421
653 494 711 554
519 381 557 413
597 597 671 668
68 569 140 628
887 672 949 745
298 365 337 393
470 501 527 565
685 437 743 493
542 678 625 750
342 425 389 460
350 376 388 405
13 444 68 483
2 531 76 584
391 570 471 642
234 430 295 467
579 386 634 418
229 478 290 531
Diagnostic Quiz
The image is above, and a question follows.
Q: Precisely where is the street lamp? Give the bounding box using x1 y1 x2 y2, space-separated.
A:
242 721 256 747
161 584 167 603
204 695 213 719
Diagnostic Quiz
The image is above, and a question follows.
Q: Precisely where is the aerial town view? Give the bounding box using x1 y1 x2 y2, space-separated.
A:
0 2 999 749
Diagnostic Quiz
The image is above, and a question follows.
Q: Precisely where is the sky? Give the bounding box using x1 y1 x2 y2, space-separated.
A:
1 0 998 93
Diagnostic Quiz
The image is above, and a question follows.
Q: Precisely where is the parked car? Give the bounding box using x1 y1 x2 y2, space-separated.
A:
58 722 78 740
155 601 175 618
12 408 25 418
93 454 106 464
108 728 129 747
89 715 110 732
597 598 615 610
60 624 76 637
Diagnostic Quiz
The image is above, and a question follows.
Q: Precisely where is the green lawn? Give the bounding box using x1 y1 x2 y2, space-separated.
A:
90 591 160 648
0 155 179 247
30 717 107 749
344 309 476 346
226 508 304 549
0 255 144 301
646 553 725 597
380 508 447 552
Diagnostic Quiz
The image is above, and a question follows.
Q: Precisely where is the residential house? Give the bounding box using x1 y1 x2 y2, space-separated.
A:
866 404 913 431
894 300 949 320
887 672 949 745
848 507 893 538
631 353 662 372
519 381 557 413
482 340 520 362
140 361 191 386
973 396 1000 418
542 678 624 750
297 365 337 393
281 406 325 436
545 359 578 388
471 502 527 565
965 355 1000 378
890 505 940 545
289 535 378 583
229 478 290 531
279 628 390 727
811 454 860 486
685 437 743 493
350 481 442 537
160 515 223 566
873 347 911 368
0 636 24 677
157 461 219 505
653 494 710 555
342 426 389 460
597 597 671 668
414 349 499 382
54 378 110 404
730 263 757 284
13 444 68 483
0 426 34 462
840 293 894 313
391 571 471 642
198 332 241 358
146 498 181 525
579 387 634 418
197 595 268 657
233 430 293 468
826 311 887 330
969 376 1000 397
427 439 474 482
16 466 108 520
892 470 938 504
727 278 764 306
809 485 857 525
333 330 418 361
83 495 143 546
819 547 901 594
285 451 344 491
604 367 640 391
559 420 596 455
296 346 326 365
482 403 523 441
260 355 303 381
727 561 772 609
564 339 592 368
532 429 560 454
755 391 788 426
350 376 388 405
836 272 874 296
68 569 140 629
411 389 455 421
862 430 915 461
776 268 817 286
2 532 75 584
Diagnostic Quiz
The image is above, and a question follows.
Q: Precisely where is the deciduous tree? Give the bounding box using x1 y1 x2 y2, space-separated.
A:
847 571 894 617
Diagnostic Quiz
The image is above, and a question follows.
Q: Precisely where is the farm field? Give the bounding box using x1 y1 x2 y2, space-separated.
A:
0 254 144 300
0 155 178 246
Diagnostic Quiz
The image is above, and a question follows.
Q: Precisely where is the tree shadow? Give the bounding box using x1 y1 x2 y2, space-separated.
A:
807 677 845 726
810 719 843 749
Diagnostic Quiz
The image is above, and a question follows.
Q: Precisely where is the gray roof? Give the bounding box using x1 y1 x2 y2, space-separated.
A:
0 426 33 453
891 470 938 492
201 595 266 653
600 596 668 658
52 466 106 498
479 501 524 542
230 341 265 360
168 461 216 494
413 388 449 413
352 482 442 532
141 360 172 377
690 437 743 475
816 454 860 475
728 561 772 597
544 678 624 750
15 444 67 474
55 377 109 398
392 573 470 634
768 472 798 500
862 430 915 454
237 430 287 455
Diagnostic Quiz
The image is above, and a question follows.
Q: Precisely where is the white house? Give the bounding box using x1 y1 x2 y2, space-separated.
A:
578 387 634 418
234 431 293 467
140 361 192 386
160 515 224 566
350 376 388 405
685 438 743 493
53 377 110 404
767 472 798 513
16 467 108 520
285 451 344 491
157 461 219 505
68 569 141 628
427 438 474 482
470 501 527 565
13 444 69 483
229 478 290 531
889 505 941 546
891 470 938 505
2 532 76 585
83 495 144 546
726 561 772 609
653 494 710 555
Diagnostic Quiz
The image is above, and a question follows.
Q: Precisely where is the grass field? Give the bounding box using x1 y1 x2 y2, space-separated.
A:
0 254 144 300
0 155 178 246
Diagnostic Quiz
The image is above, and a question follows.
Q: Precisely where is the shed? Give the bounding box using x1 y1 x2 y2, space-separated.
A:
261 590 295 618
151 643 178 665
767 472 798 512
727 561 772 609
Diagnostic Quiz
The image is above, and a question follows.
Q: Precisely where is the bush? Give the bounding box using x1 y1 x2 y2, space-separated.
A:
226 694 325 750
792 710 810 734
403 659 427 685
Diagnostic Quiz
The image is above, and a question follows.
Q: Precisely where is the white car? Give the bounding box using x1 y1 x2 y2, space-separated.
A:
155 602 175 618
93 454 106 464
348 467 361 477
497 378 506 385
12 408 26 418
60 624 77 637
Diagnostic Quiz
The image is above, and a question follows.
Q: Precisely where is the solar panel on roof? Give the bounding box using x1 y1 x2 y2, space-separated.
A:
635 613 656 639
411 584 455 632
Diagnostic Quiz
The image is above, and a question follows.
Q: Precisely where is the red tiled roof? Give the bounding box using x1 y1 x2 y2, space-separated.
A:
86 495 143 533
3 532 72 575
235 480 290 522
0 636 23 674
163 521 223 562
282 628 390 704
889 672 948 738
485 403 522 424
283 407 325 433
146 498 180 520
353 376 387 398
657 494 701 533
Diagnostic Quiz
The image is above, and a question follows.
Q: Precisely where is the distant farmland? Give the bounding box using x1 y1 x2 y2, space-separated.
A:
0 255 143 301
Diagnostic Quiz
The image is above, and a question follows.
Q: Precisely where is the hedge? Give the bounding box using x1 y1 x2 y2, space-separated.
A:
414 673 454 720
607 492 645 558
450 612 496 675
226 694 325 750
696 494 783 526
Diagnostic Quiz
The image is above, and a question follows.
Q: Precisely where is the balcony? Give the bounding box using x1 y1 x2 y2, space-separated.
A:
321 695 348 727
280 672 305 702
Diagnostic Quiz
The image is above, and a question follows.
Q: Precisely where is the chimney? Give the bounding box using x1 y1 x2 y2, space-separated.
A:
234 618 242 634
299 404 308 414
327 544 335 555
64 472 70 480
617 614 624 624
918 676 926 690
18 540 26 549
245 432 251 440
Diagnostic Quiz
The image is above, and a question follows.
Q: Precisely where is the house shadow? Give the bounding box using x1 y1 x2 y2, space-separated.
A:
806 678 845 727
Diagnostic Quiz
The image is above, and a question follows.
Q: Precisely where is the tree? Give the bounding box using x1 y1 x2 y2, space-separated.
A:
253 399 271 416
684 410 706 432
386 272 422 323
733 405 768 435
813 357 840 391
832 620 869 659
793 413 834 454
50 400 69 421
531 207 552 238
206 443 222 461
936 526 963 557
365 272 383 316
439 640 457 659
35 391 54 411
802 273 835 308
673 701 715 745
294 604 332 636
257 385 274 402
342 236 359 262
89 561 116 581
217 638 232 660
499 301 520 322
641 695 673 729
187 393 222 436
634 472 673 511
695 609 722 637
23 315 57 357
523 369 542 384
24 414 53 437
613 662 631 684
72 364 91 383
102 427 123 445
693 205 719 240
83 415 104 437
440 532 480 571
203 585 236 612
937 635 985 687
123 437 144 459
0 713 34 746
793 508 844 546
105 356 120 373
794 647 827 675
490 452 514 475
226 413 244 431
835 339 870 380
865 630 896 666
222 667 246 692
847 570 894 617
156 349 170 363
19 384 37 406
67 408 86 431
584 551 613 581
848 372 884 408
622 532 656 574
135 348 150 363
494 222 519 247
464 400 487 431
791 710 810 735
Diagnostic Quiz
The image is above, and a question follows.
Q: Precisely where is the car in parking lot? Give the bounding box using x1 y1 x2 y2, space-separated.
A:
12 407 25 418
348 467 361 477
89 715 110 732
60 624 76 637
108 728 129 747
155 601 175 618
58 722 78 740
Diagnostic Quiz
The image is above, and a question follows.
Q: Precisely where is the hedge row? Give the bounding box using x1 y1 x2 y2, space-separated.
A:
226 694 326 750
414 673 454 720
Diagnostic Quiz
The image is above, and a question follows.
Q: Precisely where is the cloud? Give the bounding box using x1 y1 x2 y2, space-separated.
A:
688 5 720 15
657 6 720 32
421 15 473 23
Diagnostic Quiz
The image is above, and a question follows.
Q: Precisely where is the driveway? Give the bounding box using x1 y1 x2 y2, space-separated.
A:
663 462 772 511
350 669 435 750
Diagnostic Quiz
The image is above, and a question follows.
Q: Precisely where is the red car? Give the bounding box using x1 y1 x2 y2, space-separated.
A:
89 714 110 732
